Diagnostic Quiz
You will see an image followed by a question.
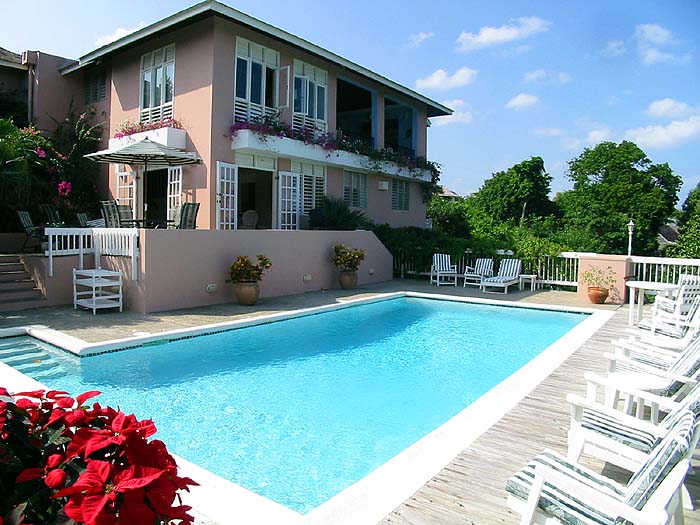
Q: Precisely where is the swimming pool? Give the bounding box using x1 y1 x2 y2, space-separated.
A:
0 296 586 514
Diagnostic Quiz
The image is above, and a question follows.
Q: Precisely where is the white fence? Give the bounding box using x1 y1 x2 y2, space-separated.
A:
45 228 139 280
631 256 700 284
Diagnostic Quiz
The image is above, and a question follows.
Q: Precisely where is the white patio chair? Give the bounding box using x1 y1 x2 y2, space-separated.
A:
506 411 694 525
654 280 700 322
567 381 700 510
429 253 458 286
626 296 700 351
480 258 522 294
603 336 700 412
463 258 494 287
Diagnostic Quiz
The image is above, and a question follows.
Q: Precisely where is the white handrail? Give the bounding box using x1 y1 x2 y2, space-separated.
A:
44 227 139 280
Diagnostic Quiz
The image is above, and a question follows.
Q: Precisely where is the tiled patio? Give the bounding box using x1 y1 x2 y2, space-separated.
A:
1 280 696 524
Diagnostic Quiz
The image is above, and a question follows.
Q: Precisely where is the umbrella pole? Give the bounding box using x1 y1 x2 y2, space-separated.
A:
143 158 148 222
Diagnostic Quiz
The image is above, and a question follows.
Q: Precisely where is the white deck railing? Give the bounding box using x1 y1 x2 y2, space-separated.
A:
630 256 700 284
45 228 139 280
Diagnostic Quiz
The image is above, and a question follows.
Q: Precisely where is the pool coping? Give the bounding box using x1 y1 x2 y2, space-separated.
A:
0 292 614 525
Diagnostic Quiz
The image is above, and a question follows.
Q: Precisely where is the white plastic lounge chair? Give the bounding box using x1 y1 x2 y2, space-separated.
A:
463 258 494 287
626 296 700 350
506 411 695 525
430 253 458 286
654 280 700 321
480 258 522 294
603 336 700 412
567 381 700 510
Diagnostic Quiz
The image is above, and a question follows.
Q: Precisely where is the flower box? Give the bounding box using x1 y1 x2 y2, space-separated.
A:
231 129 432 182
108 126 187 150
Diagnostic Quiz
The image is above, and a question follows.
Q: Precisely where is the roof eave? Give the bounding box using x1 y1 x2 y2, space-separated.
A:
61 0 452 116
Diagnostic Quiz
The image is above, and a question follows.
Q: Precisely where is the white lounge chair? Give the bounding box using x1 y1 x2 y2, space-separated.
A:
463 258 494 287
506 411 695 525
654 279 700 321
480 258 522 294
626 296 700 350
429 253 458 286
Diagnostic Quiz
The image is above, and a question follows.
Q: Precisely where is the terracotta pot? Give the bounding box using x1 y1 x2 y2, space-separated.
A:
339 271 358 290
587 287 609 304
234 282 260 306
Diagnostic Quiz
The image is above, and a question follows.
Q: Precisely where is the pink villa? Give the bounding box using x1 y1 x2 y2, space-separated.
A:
0 0 452 312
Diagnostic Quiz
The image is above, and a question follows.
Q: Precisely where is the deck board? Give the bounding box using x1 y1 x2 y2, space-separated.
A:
381 307 700 525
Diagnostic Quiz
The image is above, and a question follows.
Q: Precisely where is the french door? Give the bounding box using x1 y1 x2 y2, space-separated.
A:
116 166 137 218
278 171 299 230
167 166 182 221
216 161 238 229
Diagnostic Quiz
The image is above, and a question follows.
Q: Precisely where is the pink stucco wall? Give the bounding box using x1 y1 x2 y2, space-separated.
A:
28 52 82 133
577 254 634 304
27 229 393 313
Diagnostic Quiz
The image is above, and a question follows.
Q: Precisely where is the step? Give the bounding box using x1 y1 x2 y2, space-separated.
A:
0 279 35 292
1 351 49 367
0 296 48 312
0 270 30 283
0 262 25 273
0 255 21 264
0 288 43 302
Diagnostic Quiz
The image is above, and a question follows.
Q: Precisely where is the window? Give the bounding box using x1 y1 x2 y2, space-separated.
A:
292 60 327 131
84 69 106 104
391 180 410 211
293 161 326 213
140 44 175 122
234 38 280 122
343 171 368 208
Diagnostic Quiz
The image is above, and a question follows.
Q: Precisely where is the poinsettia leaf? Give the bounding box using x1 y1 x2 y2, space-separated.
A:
114 465 166 491
16 467 44 483
75 493 115 525
0 386 9 397
46 390 70 399
76 391 101 407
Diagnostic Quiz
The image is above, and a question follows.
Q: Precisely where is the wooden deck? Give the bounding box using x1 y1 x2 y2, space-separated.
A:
381 307 700 524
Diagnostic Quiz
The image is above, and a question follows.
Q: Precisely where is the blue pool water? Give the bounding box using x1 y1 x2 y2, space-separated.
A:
1 298 585 512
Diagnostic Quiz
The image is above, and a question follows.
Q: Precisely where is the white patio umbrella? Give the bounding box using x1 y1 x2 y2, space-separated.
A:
84 137 201 219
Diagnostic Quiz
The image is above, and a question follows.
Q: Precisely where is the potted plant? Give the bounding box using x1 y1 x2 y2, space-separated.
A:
580 265 616 304
227 254 272 305
331 244 365 290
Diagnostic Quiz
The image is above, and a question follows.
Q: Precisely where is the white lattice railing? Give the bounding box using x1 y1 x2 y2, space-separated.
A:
45 228 139 281
292 113 327 133
631 256 700 284
234 99 276 123
139 102 173 124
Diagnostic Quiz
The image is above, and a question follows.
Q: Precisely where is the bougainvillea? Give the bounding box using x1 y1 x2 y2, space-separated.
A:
57 181 72 197
0 387 197 525
114 118 184 138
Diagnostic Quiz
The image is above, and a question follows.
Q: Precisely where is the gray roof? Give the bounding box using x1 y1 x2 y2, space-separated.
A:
61 1 451 117
0 47 25 69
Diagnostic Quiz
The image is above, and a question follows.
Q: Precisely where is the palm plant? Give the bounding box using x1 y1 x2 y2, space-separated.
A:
309 196 371 230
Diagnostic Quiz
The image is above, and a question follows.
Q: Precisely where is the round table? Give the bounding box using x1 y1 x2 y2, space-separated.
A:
625 280 679 326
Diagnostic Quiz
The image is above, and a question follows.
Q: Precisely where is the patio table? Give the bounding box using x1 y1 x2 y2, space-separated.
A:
625 280 679 326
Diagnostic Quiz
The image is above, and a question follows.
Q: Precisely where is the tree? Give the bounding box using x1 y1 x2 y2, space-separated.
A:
558 141 681 255
472 156 554 224
670 183 700 258
426 196 470 238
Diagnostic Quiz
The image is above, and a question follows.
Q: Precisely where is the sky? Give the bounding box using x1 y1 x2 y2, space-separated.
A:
4 0 700 202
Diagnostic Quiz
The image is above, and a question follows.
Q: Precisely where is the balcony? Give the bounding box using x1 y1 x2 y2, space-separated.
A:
108 126 187 150
231 129 432 181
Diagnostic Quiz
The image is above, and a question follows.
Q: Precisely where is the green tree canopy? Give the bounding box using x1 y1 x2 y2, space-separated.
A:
670 183 700 258
557 141 681 255
472 156 554 224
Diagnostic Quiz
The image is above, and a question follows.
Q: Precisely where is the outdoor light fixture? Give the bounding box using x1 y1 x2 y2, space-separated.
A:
627 219 635 256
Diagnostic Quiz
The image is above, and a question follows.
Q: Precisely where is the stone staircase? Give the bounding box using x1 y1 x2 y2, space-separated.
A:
0 255 46 312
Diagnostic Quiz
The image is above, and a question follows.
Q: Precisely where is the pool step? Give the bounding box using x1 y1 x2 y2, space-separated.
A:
0 255 46 312
0 339 65 380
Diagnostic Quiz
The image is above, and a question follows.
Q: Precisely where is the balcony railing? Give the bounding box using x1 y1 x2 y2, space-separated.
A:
45 228 140 280
336 129 375 150
385 144 415 160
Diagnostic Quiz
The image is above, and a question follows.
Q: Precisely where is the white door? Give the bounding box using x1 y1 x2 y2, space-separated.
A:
217 161 238 230
116 166 137 218
278 171 299 230
167 166 183 221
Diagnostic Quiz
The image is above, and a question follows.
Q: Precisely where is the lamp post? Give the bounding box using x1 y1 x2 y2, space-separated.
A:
627 220 635 256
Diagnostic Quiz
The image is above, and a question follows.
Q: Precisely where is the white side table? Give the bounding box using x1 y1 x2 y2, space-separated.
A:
73 268 123 315
519 274 538 291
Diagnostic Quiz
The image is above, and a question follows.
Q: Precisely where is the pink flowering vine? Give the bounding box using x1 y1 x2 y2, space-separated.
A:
35 147 46 158
58 180 72 197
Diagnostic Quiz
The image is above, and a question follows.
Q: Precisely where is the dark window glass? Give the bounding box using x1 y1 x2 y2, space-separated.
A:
265 67 275 108
235 58 248 99
251 62 263 104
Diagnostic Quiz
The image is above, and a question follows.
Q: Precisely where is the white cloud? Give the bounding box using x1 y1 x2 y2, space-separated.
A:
407 31 435 48
456 16 551 52
635 24 674 46
534 127 565 137
558 72 572 84
646 98 698 119
586 127 612 144
561 137 582 150
602 40 627 57
523 69 546 83
634 23 691 65
505 93 539 111
624 115 700 149
95 21 147 47
433 99 473 126
415 67 477 91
